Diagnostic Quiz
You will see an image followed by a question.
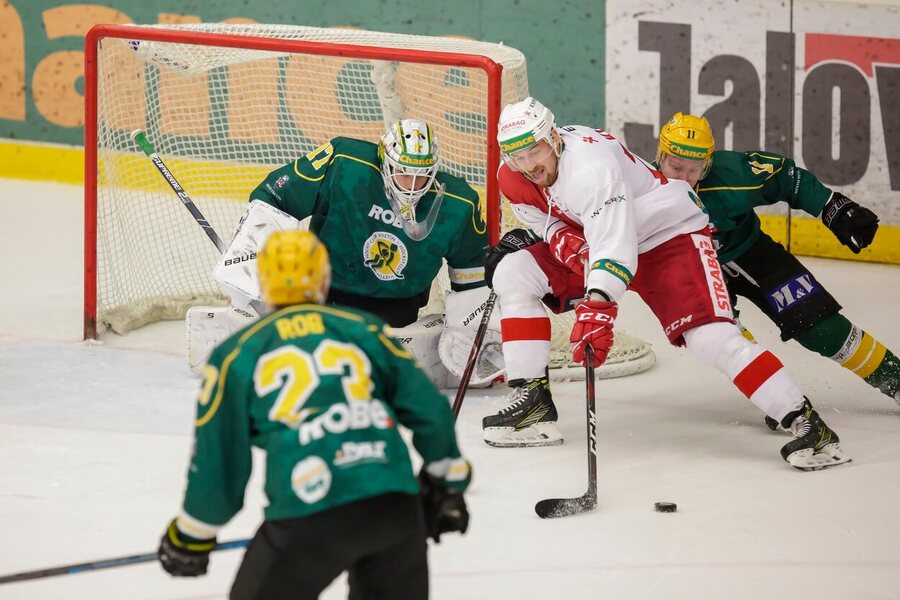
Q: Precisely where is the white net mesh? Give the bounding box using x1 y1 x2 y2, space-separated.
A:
89 23 652 375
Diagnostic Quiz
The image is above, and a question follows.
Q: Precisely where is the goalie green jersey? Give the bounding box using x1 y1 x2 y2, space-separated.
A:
694 150 833 263
251 137 488 299
181 303 469 527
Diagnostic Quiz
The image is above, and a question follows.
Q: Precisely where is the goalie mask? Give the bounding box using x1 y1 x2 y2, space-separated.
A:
258 230 331 307
657 112 716 180
378 119 444 241
497 97 561 172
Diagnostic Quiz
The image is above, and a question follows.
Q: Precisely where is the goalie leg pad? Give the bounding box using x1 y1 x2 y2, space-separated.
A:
187 305 258 373
390 315 456 389
439 287 504 387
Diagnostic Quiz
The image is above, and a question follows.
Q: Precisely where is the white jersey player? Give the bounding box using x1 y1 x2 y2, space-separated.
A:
481 97 849 471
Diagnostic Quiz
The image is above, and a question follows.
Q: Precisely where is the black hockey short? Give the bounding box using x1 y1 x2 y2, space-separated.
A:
723 232 841 341
229 492 428 600
327 287 430 327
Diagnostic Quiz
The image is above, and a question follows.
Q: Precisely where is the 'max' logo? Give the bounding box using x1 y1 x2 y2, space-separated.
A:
766 274 822 313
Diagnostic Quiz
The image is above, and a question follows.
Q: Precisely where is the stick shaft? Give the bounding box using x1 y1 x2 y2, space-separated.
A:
131 130 264 315
451 291 497 418
584 345 598 500
0 539 250 584
533 325 598 518
132 131 226 252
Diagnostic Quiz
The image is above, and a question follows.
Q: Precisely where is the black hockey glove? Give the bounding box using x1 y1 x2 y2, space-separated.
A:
485 228 541 288
158 519 216 577
821 192 879 254
418 470 470 543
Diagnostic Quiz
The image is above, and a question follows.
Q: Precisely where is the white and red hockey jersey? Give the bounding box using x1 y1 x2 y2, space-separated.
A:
499 125 709 301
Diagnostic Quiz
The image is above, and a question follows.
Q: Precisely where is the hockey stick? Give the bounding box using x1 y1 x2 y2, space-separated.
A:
534 342 598 519
0 538 250 584
451 290 497 418
130 130 265 315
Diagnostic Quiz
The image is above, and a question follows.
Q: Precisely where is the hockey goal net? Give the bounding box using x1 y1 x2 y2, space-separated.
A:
84 23 653 377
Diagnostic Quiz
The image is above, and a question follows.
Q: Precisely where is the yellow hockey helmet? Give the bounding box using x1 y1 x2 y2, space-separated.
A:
657 112 715 177
258 230 331 307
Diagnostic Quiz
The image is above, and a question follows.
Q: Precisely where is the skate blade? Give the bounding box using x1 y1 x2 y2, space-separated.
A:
483 423 564 448
786 443 852 471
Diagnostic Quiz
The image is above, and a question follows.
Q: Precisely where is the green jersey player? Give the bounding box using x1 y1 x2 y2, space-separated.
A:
251 121 487 327
197 120 500 387
655 112 899 408
159 230 472 599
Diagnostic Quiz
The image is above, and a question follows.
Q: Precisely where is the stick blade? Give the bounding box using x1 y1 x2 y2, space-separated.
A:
534 493 597 519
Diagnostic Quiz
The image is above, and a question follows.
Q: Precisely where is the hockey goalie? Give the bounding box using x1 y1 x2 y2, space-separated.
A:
188 118 503 388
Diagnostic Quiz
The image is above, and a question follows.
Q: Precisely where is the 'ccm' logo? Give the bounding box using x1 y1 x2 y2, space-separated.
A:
665 315 693 335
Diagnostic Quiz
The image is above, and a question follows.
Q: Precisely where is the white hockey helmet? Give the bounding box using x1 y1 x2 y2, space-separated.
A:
379 119 440 213
497 97 558 163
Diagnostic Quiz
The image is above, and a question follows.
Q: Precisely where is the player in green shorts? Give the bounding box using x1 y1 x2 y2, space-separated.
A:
655 112 898 414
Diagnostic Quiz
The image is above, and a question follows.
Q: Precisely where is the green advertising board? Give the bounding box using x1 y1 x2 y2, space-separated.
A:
0 0 606 148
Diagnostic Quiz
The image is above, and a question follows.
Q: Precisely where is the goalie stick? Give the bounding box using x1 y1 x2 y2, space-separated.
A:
130 130 265 316
451 290 497 418
0 538 250 584
534 343 598 519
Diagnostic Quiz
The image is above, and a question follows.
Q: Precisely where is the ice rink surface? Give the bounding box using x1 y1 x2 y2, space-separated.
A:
2 179 899 599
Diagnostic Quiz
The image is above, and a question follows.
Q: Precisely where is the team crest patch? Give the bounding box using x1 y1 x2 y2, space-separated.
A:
363 232 409 281
274 174 290 188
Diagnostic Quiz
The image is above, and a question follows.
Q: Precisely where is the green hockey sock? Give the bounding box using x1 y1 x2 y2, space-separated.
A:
794 314 899 398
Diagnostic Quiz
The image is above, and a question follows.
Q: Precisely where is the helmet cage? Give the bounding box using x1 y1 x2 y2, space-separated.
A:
379 120 439 220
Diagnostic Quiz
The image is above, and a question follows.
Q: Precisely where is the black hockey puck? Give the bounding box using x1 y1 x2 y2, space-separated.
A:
654 502 677 513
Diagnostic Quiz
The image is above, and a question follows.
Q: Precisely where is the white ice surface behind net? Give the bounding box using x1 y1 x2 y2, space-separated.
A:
2 178 900 600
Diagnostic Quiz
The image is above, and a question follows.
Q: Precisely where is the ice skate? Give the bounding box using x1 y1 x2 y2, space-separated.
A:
482 374 563 448
764 415 781 431
779 399 851 471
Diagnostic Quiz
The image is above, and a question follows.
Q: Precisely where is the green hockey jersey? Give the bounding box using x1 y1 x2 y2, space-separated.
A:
251 137 487 299
180 303 469 529
695 150 833 263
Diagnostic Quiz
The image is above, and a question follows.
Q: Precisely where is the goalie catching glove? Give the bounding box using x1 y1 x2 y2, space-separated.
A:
821 192 879 254
570 297 618 367
548 224 590 278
